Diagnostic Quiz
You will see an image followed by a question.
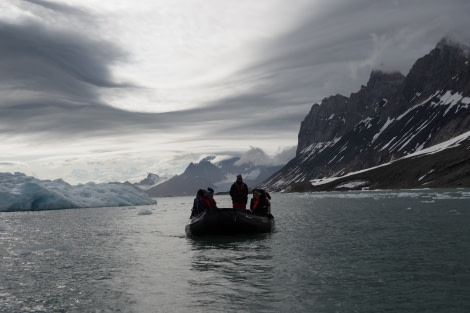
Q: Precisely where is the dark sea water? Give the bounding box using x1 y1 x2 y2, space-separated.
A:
1 189 469 313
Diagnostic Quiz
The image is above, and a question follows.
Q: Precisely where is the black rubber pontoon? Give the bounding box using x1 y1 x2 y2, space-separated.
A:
185 208 275 237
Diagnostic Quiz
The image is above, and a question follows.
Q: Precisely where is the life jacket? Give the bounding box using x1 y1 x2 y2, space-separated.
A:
230 182 248 203
207 197 217 209
253 198 260 210
204 197 212 209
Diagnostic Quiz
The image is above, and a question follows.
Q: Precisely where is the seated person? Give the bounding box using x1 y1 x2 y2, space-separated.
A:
206 187 217 209
190 189 210 218
250 189 271 216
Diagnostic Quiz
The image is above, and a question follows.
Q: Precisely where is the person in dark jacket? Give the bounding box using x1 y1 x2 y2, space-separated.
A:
190 189 210 218
250 189 271 216
230 174 248 210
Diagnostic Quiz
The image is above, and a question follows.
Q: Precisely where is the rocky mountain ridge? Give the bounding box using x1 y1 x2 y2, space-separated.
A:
258 38 470 191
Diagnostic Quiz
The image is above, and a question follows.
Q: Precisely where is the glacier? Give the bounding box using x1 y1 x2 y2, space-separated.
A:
0 172 157 212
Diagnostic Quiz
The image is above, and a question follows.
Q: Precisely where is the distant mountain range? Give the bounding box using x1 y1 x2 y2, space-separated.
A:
134 173 167 190
257 38 470 192
141 156 282 197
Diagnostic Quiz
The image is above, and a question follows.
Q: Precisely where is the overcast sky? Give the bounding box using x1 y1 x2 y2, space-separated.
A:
1 0 469 184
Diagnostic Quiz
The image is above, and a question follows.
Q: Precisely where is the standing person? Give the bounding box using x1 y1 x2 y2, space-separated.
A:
190 189 209 218
250 189 271 216
230 174 248 210
206 187 217 209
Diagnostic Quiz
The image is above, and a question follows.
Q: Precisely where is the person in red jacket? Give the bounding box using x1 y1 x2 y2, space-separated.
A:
206 187 217 209
230 175 248 210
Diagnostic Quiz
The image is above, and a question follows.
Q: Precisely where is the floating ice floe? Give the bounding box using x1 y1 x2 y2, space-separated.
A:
137 209 153 215
0 220 10 231
0 172 157 212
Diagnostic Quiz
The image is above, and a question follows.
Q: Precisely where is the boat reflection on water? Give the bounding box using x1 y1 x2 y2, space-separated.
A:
187 230 276 312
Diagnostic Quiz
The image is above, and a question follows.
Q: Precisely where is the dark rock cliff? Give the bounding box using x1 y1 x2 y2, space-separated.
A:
259 38 470 191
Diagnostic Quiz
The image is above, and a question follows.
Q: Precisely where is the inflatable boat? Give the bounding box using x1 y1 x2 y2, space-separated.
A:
185 208 275 237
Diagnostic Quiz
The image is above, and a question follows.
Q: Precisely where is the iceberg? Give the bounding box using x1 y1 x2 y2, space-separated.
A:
0 172 157 212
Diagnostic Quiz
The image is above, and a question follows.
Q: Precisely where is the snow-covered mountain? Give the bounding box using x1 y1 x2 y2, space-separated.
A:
258 38 470 191
0 172 156 212
144 156 283 197
285 130 470 191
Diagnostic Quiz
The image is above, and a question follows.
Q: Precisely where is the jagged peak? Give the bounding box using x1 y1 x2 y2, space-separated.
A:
200 155 216 163
366 70 404 89
436 36 470 52
369 69 404 78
